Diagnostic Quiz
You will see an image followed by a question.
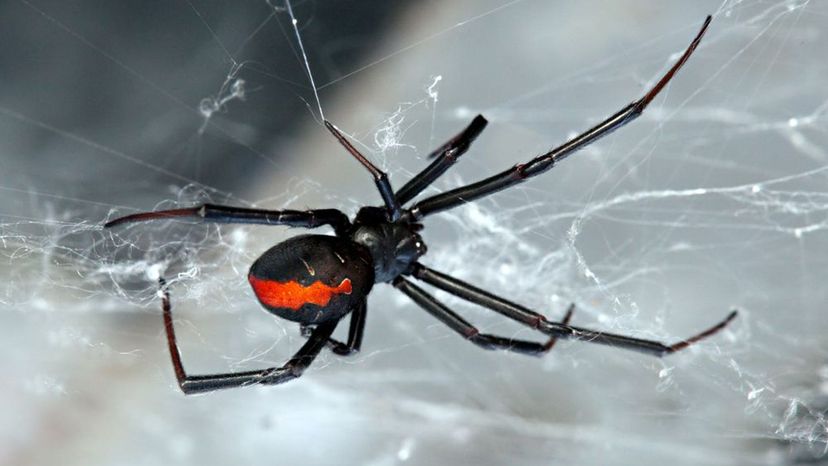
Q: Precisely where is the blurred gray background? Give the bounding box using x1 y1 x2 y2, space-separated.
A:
2 1 828 465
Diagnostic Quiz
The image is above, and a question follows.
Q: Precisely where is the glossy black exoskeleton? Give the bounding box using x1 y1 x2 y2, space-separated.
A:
105 16 737 395
350 206 427 283
246 206 426 325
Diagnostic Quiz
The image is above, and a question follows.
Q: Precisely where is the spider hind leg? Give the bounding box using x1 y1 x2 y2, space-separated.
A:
160 277 339 394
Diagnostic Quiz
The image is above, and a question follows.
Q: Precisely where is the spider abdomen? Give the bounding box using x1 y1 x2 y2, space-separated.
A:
248 235 374 324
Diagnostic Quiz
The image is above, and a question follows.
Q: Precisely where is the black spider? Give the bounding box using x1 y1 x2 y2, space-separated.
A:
105 16 736 395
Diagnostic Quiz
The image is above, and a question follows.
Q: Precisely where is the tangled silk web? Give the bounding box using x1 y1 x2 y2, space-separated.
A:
2 0 828 464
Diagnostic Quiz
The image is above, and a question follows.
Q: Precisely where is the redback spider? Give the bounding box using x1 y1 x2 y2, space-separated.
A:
105 16 736 395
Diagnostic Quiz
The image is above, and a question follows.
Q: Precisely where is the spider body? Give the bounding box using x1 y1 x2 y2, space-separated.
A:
105 16 738 395
248 206 427 322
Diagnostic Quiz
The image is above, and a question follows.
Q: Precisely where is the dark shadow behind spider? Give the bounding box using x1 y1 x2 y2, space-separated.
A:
105 16 737 395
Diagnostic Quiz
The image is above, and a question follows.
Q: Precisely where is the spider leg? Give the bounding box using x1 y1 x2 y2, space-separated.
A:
300 300 367 356
104 204 350 234
412 262 576 349
395 115 489 205
412 263 561 328
544 303 575 351
409 264 736 357
324 120 402 220
393 277 564 356
542 310 738 357
160 278 338 394
405 16 711 221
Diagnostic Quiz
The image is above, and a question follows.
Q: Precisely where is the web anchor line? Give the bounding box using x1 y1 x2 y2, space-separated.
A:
283 0 325 121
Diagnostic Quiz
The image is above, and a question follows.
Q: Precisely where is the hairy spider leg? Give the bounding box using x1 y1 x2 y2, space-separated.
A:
301 300 367 356
394 277 570 356
406 16 712 221
409 263 737 357
395 115 489 205
160 277 340 394
324 120 402 221
104 204 350 235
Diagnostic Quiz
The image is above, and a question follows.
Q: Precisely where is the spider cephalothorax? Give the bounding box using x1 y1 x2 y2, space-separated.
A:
350 206 427 282
105 16 737 395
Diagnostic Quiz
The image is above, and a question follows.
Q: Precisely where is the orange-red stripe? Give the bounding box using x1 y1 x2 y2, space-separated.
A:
248 276 352 310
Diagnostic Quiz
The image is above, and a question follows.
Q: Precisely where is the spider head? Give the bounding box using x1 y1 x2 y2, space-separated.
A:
351 207 427 283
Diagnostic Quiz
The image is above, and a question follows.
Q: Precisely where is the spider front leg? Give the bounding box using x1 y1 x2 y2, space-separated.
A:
538 311 738 356
406 16 712 220
160 278 338 394
394 115 489 205
324 120 402 220
394 277 567 356
408 264 737 357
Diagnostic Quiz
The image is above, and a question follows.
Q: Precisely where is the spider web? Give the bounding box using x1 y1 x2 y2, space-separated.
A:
1 1 827 465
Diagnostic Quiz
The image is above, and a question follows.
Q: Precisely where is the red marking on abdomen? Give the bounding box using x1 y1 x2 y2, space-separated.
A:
248 276 352 310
